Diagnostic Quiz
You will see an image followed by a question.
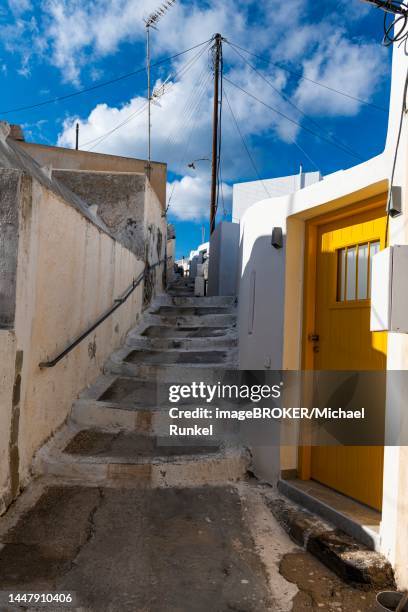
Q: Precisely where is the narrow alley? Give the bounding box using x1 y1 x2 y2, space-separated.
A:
0 278 382 611
2 0 408 607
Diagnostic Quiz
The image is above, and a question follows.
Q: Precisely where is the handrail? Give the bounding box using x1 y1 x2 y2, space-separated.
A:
39 258 167 369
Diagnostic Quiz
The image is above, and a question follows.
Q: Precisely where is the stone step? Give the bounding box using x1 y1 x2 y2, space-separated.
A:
141 325 234 338
71 376 242 437
106 346 238 378
169 279 195 285
34 426 250 487
265 493 395 590
143 313 237 328
106 358 238 381
153 306 234 316
126 332 238 351
277 478 381 551
72 398 241 438
162 295 236 307
121 348 231 365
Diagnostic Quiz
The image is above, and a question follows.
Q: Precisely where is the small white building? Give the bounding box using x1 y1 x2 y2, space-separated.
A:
232 168 321 223
207 170 321 296
189 241 209 278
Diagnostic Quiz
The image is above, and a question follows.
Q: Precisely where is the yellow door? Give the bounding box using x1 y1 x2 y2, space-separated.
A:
310 206 387 510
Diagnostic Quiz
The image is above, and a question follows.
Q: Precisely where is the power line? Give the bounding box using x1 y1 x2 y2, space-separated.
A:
225 85 313 197
166 69 213 213
154 41 213 156
227 41 388 113
79 42 211 152
0 39 213 116
223 86 272 199
226 42 364 162
83 103 148 151
224 77 367 161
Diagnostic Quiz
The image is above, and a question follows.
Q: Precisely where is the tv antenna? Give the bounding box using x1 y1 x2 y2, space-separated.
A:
144 0 177 177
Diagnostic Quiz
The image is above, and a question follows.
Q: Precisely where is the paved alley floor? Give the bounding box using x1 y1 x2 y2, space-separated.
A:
0 479 379 612
0 281 384 611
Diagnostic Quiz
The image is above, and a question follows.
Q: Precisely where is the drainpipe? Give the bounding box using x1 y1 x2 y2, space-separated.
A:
299 163 305 190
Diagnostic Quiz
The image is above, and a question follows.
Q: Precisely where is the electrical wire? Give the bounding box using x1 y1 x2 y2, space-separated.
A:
165 68 213 214
225 84 311 198
152 39 212 103
383 3 408 46
223 86 272 198
160 42 213 153
226 42 364 162
224 77 368 161
79 42 211 152
163 65 212 167
81 103 154 149
385 67 408 245
227 41 388 113
165 75 212 211
0 38 213 116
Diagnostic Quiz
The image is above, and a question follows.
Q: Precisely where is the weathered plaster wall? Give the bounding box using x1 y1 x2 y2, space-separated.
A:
53 170 146 257
143 182 167 302
19 141 167 209
167 237 176 283
0 170 21 328
0 331 17 514
9 174 144 499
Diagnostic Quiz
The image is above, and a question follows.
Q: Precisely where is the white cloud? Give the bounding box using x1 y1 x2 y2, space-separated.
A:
8 0 32 15
2 0 388 221
167 174 232 221
293 33 386 116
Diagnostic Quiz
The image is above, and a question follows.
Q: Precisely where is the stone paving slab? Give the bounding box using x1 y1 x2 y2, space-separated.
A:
0 485 274 612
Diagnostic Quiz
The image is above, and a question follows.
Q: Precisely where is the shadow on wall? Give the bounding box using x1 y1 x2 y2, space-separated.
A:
237 228 287 484
238 231 286 371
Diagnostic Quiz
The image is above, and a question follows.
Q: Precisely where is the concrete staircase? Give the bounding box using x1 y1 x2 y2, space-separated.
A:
33 280 249 488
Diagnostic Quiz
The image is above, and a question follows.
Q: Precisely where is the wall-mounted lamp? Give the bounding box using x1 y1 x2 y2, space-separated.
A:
388 186 402 218
271 227 283 249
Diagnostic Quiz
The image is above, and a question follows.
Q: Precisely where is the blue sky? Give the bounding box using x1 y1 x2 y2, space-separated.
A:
0 0 392 258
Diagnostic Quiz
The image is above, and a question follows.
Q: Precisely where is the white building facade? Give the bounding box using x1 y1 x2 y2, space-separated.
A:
236 36 408 588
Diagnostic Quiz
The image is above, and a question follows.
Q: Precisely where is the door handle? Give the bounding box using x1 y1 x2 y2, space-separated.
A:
308 333 320 342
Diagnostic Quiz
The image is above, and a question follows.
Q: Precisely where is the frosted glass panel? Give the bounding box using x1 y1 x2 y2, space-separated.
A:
370 240 380 257
369 240 380 297
357 243 369 299
346 247 357 300
337 240 381 302
337 249 346 301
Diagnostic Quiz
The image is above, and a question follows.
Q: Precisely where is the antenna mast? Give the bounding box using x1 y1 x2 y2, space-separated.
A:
144 0 176 177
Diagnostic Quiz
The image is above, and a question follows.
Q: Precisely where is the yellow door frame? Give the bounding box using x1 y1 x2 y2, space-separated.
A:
298 193 388 481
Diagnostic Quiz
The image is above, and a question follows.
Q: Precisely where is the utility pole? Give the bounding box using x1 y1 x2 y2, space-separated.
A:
75 123 79 150
210 33 222 236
